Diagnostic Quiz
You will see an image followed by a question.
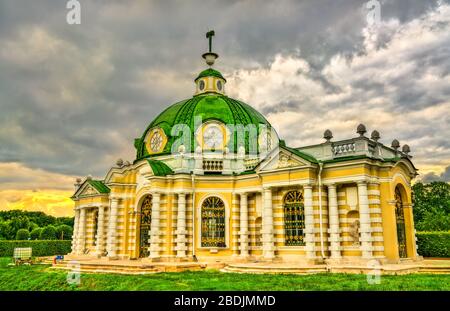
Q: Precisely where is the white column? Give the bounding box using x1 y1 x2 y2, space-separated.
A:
357 181 373 259
149 192 161 259
95 206 106 256
327 184 341 259
175 192 187 258
76 208 86 255
107 197 119 258
262 187 275 259
71 209 80 254
239 193 249 258
303 185 316 259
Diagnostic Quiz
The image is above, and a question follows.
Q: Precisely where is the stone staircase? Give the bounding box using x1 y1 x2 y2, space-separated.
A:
221 263 328 274
51 260 207 275
45 257 450 275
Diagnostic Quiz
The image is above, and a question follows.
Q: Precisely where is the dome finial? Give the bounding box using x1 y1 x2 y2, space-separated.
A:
202 30 219 66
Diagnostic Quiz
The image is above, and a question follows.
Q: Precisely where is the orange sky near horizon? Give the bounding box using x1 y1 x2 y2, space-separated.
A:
0 189 75 217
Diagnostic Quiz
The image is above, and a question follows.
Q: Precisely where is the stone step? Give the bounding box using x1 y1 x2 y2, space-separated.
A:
51 260 207 275
221 265 327 274
419 267 450 274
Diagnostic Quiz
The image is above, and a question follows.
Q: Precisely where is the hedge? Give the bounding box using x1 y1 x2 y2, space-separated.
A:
0 240 72 257
416 231 450 258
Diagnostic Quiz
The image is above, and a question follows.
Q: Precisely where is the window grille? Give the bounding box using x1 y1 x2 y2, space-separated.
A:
139 195 152 257
284 190 305 246
201 196 226 247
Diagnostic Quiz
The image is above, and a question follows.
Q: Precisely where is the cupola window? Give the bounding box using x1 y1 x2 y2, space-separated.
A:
199 80 205 91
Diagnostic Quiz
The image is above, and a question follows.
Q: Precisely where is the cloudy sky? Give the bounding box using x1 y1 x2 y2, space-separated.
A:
0 0 449 216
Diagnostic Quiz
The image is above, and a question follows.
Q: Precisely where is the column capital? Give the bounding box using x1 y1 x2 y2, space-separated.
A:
303 184 313 190
110 196 120 202
357 180 368 186
262 186 272 192
325 183 337 188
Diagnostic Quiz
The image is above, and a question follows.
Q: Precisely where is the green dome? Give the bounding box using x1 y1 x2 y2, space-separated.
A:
195 68 226 82
135 94 273 160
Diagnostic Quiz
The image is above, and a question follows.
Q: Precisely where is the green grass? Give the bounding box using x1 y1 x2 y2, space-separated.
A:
0 258 449 291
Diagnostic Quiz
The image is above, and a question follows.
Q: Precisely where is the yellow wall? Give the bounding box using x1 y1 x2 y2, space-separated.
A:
73 158 418 262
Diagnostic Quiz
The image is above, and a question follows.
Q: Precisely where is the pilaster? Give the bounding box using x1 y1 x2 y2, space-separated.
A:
303 185 316 259
327 184 341 259
357 181 373 259
262 187 275 260
239 192 249 258
149 192 161 259
175 193 187 258
107 197 119 259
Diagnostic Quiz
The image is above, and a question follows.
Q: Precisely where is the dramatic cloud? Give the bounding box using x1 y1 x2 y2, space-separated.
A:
0 0 448 214
228 2 450 179
420 165 450 183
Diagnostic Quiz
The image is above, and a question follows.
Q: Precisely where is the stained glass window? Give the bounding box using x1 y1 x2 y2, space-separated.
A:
139 195 152 257
284 190 305 246
395 187 407 258
201 196 226 247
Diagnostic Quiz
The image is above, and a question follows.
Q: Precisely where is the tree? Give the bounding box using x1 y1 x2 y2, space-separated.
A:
55 224 73 240
56 217 74 227
0 220 15 240
413 181 450 231
0 210 74 240
9 216 30 237
15 228 30 240
30 227 43 240
0 221 11 240
39 225 57 240
28 221 39 232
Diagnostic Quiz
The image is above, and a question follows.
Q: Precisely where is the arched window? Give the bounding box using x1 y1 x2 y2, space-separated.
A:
139 195 152 257
395 186 407 258
284 190 305 246
201 196 226 247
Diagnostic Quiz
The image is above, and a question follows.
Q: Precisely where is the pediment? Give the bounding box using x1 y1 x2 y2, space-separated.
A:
73 182 100 199
256 147 310 172
79 184 100 196
72 179 110 199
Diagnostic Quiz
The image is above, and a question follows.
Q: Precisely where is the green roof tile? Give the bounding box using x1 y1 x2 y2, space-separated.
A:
136 94 273 160
284 145 318 164
87 180 110 193
147 159 174 176
195 68 226 82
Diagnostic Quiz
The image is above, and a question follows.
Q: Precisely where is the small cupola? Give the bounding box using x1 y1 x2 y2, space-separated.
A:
195 30 226 95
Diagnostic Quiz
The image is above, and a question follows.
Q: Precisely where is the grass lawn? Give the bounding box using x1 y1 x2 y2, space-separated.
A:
0 258 449 291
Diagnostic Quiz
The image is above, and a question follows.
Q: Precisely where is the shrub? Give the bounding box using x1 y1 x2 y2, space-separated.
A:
30 228 43 240
39 226 56 240
0 240 72 257
416 231 450 257
55 224 73 240
15 229 30 240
